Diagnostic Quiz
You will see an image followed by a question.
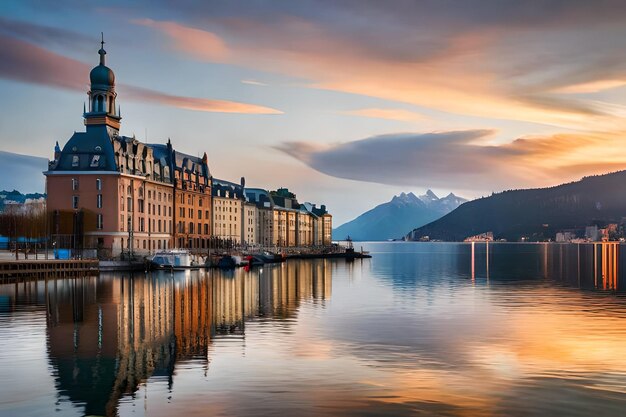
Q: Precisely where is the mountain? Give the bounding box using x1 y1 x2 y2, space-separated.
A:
406 170 626 242
0 190 46 212
0 151 47 193
333 190 467 241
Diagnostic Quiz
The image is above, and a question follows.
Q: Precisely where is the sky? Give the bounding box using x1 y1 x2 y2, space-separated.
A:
2 1 626 224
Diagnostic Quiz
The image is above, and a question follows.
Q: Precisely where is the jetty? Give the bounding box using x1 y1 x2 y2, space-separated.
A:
0 259 99 283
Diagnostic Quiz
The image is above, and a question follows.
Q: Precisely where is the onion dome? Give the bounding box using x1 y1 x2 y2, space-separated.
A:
89 37 115 90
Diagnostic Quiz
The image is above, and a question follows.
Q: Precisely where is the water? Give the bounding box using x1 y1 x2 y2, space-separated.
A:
1 242 626 416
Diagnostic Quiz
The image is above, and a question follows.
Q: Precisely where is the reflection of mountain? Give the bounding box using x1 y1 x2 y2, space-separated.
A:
36 260 333 416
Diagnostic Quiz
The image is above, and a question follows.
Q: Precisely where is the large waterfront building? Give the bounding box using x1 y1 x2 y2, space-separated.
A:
44 41 331 257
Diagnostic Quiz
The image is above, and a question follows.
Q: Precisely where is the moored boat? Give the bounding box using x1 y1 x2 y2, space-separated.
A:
150 249 199 270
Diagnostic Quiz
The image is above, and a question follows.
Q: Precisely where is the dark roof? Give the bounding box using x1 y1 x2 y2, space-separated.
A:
50 125 118 171
213 178 244 199
245 188 274 208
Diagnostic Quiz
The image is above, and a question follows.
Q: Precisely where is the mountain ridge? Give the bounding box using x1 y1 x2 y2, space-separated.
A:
406 170 626 241
333 189 467 241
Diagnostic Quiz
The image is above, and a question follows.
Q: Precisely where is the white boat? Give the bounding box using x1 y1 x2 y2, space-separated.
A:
150 250 199 270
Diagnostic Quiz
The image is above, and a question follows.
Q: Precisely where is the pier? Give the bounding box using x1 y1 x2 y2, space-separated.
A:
0 259 99 282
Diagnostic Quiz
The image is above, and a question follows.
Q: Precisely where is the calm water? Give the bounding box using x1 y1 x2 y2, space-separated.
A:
2 242 626 416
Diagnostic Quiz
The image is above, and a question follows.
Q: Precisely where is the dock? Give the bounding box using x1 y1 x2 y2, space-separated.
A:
0 259 99 283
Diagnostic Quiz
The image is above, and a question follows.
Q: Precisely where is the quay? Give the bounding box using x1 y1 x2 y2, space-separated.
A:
0 259 99 283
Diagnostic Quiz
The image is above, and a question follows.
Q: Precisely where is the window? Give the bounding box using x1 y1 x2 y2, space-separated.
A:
96 213 103 229
72 195 79 209
72 155 79 168
138 199 144 213
198 210 202 219
199 198 203 207
127 197 132 211
158 220 162 232
72 178 79 191
96 178 102 190
158 205 161 216
204 224 209 235
97 194 102 208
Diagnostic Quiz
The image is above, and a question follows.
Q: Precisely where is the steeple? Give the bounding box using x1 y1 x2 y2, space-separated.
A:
98 32 106 66
84 34 121 131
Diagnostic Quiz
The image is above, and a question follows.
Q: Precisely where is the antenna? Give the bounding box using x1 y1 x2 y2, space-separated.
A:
101 32 105 49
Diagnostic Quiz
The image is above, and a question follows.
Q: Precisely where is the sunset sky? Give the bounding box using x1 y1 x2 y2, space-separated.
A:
3 1 626 224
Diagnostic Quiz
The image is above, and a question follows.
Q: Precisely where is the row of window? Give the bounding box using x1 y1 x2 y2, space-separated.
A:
176 221 211 235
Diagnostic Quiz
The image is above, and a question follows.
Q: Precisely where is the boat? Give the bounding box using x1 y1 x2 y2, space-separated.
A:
245 255 266 267
150 249 199 270
258 251 285 263
217 254 248 269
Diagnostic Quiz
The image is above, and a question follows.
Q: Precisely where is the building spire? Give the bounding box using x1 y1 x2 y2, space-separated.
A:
98 32 106 65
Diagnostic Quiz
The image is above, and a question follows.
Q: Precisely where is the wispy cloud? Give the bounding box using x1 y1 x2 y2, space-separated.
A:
132 18 229 62
275 130 624 190
0 30 281 115
241 79 268 86
343 108 428 123
131 7 626 131
124 85 281 114
0 16 96 50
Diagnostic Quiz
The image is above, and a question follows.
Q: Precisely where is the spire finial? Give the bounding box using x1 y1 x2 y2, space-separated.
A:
98 32 106 65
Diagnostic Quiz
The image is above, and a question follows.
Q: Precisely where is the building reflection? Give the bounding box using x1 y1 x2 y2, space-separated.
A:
466 242 623 291
39 259 332 416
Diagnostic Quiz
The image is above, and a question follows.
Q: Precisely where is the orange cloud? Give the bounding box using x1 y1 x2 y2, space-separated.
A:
133 18 229 62
124 85 282 114
0 34 280 115
133 17 626 132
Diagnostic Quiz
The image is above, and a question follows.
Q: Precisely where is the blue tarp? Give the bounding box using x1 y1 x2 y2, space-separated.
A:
54 249 71 260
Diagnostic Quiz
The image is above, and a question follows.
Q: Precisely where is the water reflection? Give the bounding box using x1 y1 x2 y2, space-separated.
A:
370 242 624 291
3 245 626 416
1 260 332 417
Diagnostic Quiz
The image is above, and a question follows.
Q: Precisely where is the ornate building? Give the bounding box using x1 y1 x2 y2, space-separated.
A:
44 40 330 257
45 41 209 256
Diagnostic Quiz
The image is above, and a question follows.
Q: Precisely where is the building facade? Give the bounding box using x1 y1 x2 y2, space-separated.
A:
212 179 244 244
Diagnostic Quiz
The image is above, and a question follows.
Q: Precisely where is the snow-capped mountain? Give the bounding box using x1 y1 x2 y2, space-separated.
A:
333 190 468 241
